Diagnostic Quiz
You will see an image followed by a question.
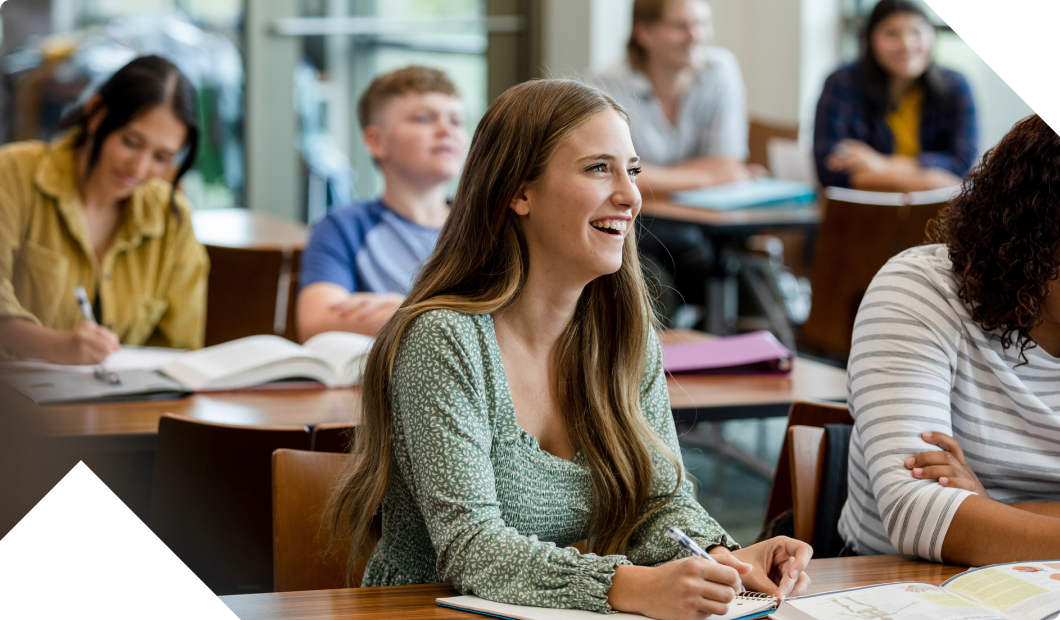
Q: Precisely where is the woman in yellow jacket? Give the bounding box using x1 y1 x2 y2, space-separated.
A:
0 55 208 365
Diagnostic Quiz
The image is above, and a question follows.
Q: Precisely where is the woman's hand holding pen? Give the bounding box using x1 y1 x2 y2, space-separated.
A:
719 536 813 600
608 554 751 620
55 321 120 365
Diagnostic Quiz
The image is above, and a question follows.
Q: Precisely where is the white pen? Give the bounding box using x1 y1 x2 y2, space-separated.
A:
74 285 121 385
666 526 746 592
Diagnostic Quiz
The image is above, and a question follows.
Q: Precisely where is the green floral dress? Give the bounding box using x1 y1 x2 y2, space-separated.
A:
361 310 737 612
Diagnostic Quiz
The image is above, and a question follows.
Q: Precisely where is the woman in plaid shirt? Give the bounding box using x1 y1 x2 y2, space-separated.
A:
813 0 977 191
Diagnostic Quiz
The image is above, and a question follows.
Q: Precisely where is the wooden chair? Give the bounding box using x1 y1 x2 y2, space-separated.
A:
311 422 356 453
748 118 799 173
788 425 828 544
801 187 953 356
192 209 308 346
273 449 372 592
148 413 311 595
764 400 853 527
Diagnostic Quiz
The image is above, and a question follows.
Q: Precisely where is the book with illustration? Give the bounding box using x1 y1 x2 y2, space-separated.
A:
774 560 1060 620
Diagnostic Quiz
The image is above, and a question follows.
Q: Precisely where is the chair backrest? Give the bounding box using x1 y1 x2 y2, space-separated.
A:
273 449 370 592
801 187 952 355
788 425 826 544
748 119 799 173
311 422 356 453
148 413 311 595
764 400 853 526
786 424 853 556
202 245 302 345
194 206 308 346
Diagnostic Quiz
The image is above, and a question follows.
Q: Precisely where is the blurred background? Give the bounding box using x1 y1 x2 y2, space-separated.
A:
0 0 1033 546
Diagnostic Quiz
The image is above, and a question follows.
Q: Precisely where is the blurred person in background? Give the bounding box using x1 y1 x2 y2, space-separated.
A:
297 66 466 339
814 0 977 191
0 55 208 365
594 0 763 327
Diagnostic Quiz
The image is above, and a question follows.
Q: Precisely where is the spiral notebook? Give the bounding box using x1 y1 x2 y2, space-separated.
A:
437 592 777 620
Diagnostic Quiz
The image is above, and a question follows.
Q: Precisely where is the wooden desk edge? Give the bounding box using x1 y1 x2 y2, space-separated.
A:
220 556 968 619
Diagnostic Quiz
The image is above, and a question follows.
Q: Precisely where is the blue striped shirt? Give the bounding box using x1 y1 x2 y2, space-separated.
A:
300 200 440 295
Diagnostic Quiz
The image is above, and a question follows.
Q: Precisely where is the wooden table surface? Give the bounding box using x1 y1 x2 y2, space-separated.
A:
28 330 843 437
193 208 308 251
220 555 967 619
641 197 821 230
659 331 845 419
34 388 361 437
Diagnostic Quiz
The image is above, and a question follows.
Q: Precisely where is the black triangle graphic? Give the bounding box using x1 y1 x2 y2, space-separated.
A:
0 462 236 614
932 1 1055 133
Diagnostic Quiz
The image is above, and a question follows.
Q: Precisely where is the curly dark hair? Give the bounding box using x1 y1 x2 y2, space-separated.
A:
931 114 1060 360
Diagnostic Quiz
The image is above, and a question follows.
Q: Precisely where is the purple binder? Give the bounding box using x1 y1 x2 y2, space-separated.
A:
662 331 794 375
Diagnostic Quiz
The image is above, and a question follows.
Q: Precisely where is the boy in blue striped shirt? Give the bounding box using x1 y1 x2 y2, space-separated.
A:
297 67 466 339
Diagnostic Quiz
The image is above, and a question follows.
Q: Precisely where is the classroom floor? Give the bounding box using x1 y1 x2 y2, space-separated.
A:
679 417 787 546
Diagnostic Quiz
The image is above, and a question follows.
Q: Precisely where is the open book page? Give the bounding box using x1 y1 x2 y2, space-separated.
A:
302 332 375 385
943 561 1060 620
775 582 1008 620
161 335 336 390
437 594 774 620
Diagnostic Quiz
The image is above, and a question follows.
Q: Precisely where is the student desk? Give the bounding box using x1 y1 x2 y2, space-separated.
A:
219 555 967 619
20 330 842 519
658 330 845 484
640 197 822 340
31 330 843 439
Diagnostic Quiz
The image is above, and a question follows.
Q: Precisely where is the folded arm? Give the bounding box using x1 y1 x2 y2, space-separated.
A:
297 282 402 340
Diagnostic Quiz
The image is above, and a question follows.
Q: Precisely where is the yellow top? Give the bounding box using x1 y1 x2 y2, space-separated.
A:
886 86 924 158
0 132 209 355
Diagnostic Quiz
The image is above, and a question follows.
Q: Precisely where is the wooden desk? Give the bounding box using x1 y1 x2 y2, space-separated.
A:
193 208 308 250
36 388 361 437
642 197 820 232
640 197 821 338
219 555 968 619
659 330 846 423
29 330 840 438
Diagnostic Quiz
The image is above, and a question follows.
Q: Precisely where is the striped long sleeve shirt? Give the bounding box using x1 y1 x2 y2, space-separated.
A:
838 244 1060 561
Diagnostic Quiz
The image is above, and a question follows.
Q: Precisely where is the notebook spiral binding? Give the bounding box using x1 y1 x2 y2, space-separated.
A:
737 591 778 602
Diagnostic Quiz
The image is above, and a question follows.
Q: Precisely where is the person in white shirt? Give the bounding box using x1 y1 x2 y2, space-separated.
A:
593 0 761 195
838 114 1060 566
593 0 763 325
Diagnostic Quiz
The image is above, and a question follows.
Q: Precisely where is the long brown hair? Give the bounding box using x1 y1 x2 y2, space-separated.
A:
329 79 682 577
627 0 702 71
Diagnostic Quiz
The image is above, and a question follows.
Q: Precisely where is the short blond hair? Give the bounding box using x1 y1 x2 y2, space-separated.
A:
357 66 459 130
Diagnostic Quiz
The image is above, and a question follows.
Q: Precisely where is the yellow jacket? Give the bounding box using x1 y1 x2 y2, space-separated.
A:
0 133 209 353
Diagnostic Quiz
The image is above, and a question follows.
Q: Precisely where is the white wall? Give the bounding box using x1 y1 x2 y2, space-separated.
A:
540 0 633 77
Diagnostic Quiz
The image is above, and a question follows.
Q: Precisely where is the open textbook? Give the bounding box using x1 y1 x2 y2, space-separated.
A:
3 332 374 404
161 332 374 391
774 560 1060 620
437 592 778 620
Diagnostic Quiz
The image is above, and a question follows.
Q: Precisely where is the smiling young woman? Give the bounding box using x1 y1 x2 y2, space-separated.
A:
813 0 978 191
0 55 208 364
328 79 812 620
